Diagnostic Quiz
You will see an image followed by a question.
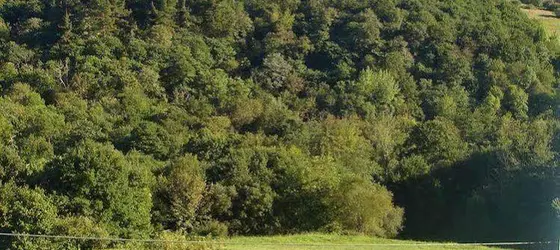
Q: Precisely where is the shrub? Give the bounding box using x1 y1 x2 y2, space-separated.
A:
149 231 221 250
334 179 404 237
193 220 229 237
521 0 543 7
153 155 206 232
46 140 154 238
555 8 560 17
0 183 60 249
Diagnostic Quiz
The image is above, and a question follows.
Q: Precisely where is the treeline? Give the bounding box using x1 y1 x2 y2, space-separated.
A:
0 0 559 248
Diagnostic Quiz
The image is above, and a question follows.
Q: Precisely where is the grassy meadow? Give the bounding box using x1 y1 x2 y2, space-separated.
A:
521 7 560 35
144 234 515 250
217 234 512 250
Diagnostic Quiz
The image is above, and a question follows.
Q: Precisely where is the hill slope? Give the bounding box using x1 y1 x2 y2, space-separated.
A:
0 0 559 249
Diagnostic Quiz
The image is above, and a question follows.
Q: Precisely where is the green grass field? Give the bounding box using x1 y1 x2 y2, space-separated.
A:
521 7 560 36
211 234 511 250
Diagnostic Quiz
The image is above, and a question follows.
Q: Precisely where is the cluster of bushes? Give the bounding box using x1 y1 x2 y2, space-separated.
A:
0 0 559 248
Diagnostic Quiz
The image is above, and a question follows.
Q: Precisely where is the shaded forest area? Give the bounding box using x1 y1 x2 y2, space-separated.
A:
0 0 559 248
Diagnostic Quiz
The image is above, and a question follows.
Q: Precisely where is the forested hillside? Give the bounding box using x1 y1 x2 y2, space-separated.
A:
0 0 559 248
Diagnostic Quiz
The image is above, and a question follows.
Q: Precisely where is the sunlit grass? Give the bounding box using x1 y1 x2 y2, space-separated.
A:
521 7 560 36
218 234 511 250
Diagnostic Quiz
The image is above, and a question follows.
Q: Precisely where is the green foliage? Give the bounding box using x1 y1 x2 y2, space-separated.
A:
46 140 154 238
154 155 207 232
414 118 469 167
334 179 403 237
128 121 174 160
53 216 111 249
0 183 59 249
254 53 301 92
0 0 558 245
522 0 544 7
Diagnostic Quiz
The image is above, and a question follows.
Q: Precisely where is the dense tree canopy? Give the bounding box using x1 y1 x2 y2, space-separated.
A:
0 0 559 248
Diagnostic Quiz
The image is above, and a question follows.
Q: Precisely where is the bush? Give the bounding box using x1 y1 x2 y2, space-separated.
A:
334 179 404 237
46 140 154 238
0 183 60 249
53 216 110 249
153 155 206 232
555 8 560 17
521 0 543 7
149 231 220 250
193 220 229 237
511 0 523 6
